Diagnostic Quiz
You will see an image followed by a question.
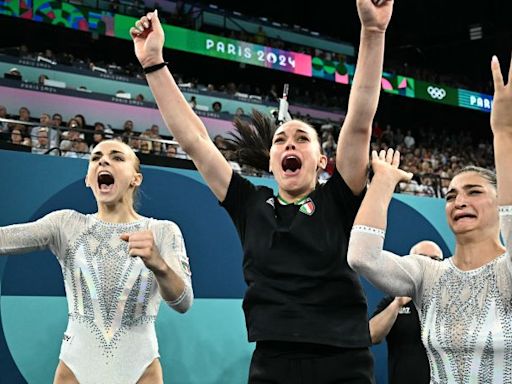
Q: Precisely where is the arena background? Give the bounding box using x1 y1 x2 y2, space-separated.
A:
0 0 510 382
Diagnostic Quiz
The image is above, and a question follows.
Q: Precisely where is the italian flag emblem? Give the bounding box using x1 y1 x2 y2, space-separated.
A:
299 198 315 216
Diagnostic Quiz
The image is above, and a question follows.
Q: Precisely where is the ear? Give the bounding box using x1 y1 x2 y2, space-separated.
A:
318 154 328 170
131 173 143 187
85 175 91 188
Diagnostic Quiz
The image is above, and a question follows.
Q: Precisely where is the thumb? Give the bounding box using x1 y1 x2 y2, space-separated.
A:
120 233 131 242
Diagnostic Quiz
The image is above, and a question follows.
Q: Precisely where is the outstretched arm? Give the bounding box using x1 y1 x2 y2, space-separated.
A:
337 0 394 194
130 11 232 201
347 149 426 297
0 211 65 256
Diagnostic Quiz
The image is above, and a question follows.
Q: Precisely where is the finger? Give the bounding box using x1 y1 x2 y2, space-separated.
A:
371 150 378 160
385 148 394 163
129 249 147 258
404 171 414 182
120 233 130 242
140 16 150 29
127 240 150 249
508 52 512 87
379 149 386 160
130 27 142 39
392 150 400 167
491 55 504 90
135 20 145 32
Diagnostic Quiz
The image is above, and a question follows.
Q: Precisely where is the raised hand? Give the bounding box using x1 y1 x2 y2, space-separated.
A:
130 11 165 68
490 55 512 135
356 0 394 34
120 230 166 272
371 148 413 186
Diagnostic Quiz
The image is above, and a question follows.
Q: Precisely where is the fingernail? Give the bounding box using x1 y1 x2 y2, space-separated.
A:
143 21 149 28
492 55 498 63
155 9 158 16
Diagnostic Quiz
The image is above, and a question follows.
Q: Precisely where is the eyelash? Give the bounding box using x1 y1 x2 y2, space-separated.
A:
446 190 481 201
90 156 124 162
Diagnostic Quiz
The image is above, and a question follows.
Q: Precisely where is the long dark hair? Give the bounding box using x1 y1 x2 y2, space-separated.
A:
226 110 277 172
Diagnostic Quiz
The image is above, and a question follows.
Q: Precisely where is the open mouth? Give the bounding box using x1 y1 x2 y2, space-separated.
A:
454 213 477 221
97 171 115 193
281 155 302 175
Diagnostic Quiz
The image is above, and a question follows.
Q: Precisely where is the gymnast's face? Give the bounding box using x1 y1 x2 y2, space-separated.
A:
269 121 326 198
445 172 498 236
85 140 142 206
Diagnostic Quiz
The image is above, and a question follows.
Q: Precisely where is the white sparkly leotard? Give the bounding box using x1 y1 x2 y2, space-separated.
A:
0 210 193 384
348 206 512 384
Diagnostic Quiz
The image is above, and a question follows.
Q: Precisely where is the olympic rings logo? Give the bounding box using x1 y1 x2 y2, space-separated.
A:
427 86 447 100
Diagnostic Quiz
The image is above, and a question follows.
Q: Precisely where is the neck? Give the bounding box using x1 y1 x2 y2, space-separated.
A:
96 202 140 223
278 187 313 205
453 232 505 271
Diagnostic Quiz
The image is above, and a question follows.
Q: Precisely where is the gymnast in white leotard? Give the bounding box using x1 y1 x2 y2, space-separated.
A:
0 140 193 384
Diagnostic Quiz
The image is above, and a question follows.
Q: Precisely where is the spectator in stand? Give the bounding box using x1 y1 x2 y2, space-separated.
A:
403 130 415 149
10 125 31 147
90 130 106 152
188 96 197 110
31 113 57 147
381 124 394 145
60 118 83 153
31 127 53 155
122 120 136 144
166 144 179 158
211 101 222 113
38 74 49 86
52 113 63 128
322 131 337 159
0 105 8 132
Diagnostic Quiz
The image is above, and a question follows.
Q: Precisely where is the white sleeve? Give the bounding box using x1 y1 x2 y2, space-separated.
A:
499 206 512 273
0 210 70 257
347 225 426 298
153 220 193 313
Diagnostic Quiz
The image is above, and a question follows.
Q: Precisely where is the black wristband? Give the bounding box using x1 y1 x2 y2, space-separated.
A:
143 61 168 74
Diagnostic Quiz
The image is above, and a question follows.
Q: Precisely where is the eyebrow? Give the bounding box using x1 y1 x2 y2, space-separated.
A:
274 128 310 137
446 184 484 195
91 149 125 157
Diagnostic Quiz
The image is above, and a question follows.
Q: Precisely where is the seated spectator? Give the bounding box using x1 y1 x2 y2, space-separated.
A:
38 74 49 85
5 67 22 80
32 127 54 155
166 144 179 158
211 101 222 113
89 130 106 152
0 105 8 132
52 113 63 128
10 125 31 147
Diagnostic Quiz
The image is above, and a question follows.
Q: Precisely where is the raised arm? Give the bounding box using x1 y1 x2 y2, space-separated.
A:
491 56 512 260
347 149 425 297
130 11 232 201
491 56 512 207
337 0 394 194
